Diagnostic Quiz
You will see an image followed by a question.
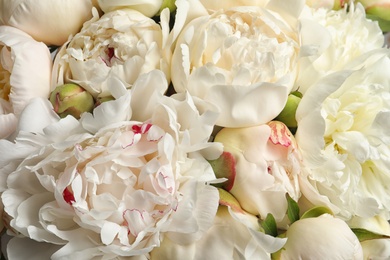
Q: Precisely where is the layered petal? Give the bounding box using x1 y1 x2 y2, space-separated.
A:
0 26 51 139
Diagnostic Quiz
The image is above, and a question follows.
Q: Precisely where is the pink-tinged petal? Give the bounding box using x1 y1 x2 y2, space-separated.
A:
267 121 292 147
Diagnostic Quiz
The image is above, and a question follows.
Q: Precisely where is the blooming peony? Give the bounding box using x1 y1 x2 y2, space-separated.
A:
0 25 51 140
296 2 384 93
0 70 222 259
296 50 390 220
52 8 171 98
171 1 305 127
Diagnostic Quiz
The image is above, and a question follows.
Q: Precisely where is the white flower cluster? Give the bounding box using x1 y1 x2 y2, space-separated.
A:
0 0 390 259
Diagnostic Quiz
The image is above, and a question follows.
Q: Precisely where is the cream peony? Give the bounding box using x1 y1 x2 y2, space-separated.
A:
199 0 270 12
297 2 384 93
214 121 301 222
296 50 390 220
276 214 363 259
0 25 51 140
0 70 222 259
97 0 163 17
0 0 94 46
52 8 171 98
171 1 305 127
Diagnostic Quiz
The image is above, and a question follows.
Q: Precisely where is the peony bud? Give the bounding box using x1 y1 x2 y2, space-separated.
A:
49 83 94 119
0 0 94 46
275 92 301 129
273 214 363 259
97 0 164 17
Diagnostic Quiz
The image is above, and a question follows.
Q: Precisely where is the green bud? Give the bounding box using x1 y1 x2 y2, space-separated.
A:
49 83 94 119
275 93 302 128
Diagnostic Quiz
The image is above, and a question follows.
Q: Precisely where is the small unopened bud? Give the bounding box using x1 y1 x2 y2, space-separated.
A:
275 92 302 129
49 83 94 119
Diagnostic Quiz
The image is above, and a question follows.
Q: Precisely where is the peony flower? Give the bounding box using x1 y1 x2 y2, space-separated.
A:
0 25 51 140
97 0 163 17
0 70 222 259
52 7 171 98
275 214 363 259
0 0 94 46
296 50 390 220
296 2 384 93
199 0 270 12
214 121 301 222
171 1 305 127
304 0 335 9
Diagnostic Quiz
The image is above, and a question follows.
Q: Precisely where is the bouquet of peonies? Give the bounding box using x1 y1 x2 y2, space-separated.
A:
1 0 390 259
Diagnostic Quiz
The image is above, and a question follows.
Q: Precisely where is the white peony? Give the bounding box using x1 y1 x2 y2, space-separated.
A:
0 25 51 140
0 70 222 259
0 0 94 46
199 0 270 12
97 0 163 17
296 50 390 220
276 214 363 259
52 8 171 98
297 2 384 93
214 121 301 222
171 1 305 127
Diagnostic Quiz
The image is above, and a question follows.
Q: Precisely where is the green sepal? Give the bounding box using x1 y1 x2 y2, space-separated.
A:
286 194 300 224
208 151 236 191
352 228 390 242
300 206 333 219
259 213 278 237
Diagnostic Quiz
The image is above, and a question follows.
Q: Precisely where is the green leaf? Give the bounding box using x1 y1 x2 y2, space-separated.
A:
260 213 278 237
352 228 390 242
300 206 333 219
286 194 300 224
